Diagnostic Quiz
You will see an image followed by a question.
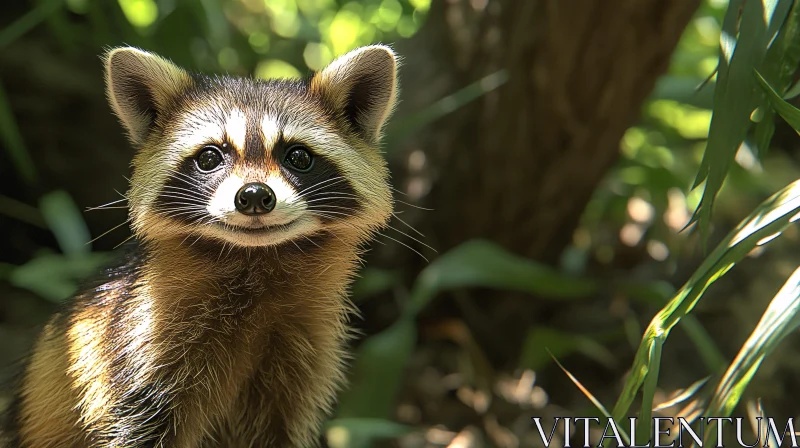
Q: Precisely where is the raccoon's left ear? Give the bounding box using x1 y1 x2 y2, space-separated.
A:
104 47 193 145
310 45 399 144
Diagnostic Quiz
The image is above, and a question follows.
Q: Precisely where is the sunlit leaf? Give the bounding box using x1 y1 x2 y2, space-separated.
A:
690 0 792 245
610 179 800 431
651 377 710 412
703 266 800 446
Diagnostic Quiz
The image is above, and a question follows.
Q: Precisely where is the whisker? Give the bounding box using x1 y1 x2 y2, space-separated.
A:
158 187 211 199
303 191 359 200
295 176 345 198
391 212 425 238
167 171 215 193
86 198 128 211
88 219 131 245
156 194 208 205
390 186 408 197
386 224 437 253
86 206 129 211
294 179 350 201
378 232 429 262
161 185 210 196
304 197 359 204
306 204 358 212
305 209 355 219
394 199 433 211
113 234 136 249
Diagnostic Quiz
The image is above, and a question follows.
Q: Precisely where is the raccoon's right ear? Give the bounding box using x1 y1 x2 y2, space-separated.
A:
104 47 193 145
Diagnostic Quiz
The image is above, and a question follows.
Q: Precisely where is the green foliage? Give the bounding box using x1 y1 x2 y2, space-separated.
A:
608 179 800 444
704 267 800 446
6 0 800 446
691 0 796 244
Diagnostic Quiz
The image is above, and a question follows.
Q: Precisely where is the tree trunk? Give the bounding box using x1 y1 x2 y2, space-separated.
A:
385 0 701 365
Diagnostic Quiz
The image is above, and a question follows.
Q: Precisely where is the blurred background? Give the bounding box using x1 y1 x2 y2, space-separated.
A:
2 0 800 446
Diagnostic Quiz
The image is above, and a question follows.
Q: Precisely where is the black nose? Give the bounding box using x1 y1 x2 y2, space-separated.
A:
235 182 276 215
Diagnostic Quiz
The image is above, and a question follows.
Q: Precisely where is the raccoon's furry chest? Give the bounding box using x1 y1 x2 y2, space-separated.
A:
141 242 353 446
13 239 354 447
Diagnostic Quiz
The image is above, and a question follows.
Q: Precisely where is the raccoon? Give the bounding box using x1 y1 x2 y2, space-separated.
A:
6 45 398 447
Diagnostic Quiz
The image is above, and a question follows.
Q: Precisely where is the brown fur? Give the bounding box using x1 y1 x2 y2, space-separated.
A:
8 45 399 447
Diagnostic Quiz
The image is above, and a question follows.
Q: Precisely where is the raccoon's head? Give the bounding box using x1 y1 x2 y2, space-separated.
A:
104 46 397 248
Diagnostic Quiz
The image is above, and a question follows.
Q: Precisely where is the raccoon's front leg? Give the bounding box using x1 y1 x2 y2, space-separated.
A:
88 350 229 447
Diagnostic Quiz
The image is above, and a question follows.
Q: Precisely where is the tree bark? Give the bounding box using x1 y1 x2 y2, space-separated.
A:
393 0 701 264
383 0 702 366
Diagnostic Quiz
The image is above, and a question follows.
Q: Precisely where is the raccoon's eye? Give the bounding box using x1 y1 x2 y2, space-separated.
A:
196 146 224 172
284 145 313 172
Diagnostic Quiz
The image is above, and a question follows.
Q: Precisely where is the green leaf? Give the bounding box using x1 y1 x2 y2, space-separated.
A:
39 190 92 256
336 317 416 419
753 0 800 156
755 69 800 130
611 178 800 428
690 0 789 245
405 239 599 317
636 335 663 445
703 266 800 447
9 252 112 302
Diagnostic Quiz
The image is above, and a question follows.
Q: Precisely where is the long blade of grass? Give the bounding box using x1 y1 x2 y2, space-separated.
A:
651 377 710 412
610 178 800 427
552 353 631 446
636 335 663 446
690 0 790 244
755 69 800 129
703 266 800 446
753 0 800 156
